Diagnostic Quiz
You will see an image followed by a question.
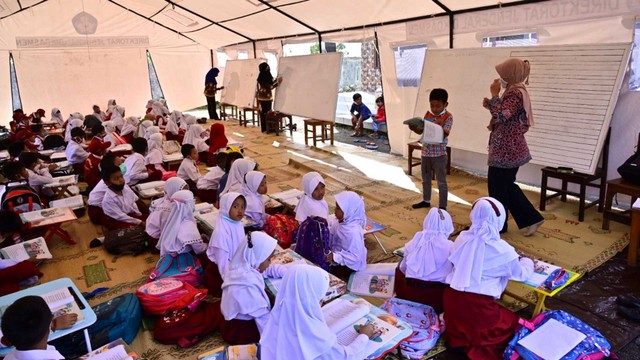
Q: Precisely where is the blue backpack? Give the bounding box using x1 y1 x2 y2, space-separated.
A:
294 216 332 271
504 310 612 360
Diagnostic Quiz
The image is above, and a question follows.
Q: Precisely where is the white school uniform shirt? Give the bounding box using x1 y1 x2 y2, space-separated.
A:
446 197 534 299
294 172 329 223
102 185 142 225
123 153 149 186
26 168 54 195
196 166 224 190
65 140 89 165
260 265 368 360
145 177 188 239
3 345 65 360
207 192 246 277
157 190 206 256
88 180 108 206
329 192 367 272
177 158 200 182
399 208 454 283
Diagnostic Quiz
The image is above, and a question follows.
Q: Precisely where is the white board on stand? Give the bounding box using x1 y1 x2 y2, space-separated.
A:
220 59 264 109
414 43 631 174
274 53 343 122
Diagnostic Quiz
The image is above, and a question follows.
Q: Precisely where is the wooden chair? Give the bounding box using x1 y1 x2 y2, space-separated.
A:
540 128 610 222
304 119 334 147
219 103 237 120
239 107 259 127
602 132 640 230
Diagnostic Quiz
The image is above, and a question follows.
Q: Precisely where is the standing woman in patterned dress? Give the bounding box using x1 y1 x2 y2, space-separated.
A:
483 58 544 236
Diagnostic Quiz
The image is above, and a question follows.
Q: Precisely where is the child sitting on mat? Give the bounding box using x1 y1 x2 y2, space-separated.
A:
326 191 367 280
294 172 329 224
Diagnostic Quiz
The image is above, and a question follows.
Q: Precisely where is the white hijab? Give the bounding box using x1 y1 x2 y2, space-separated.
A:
242 171 265 216
332 192 367 270
294 172 329 222
181 114 196 131
207 192 246 267
137 120 153 138
221 159 256 196
149 177 187 213
103 120 117 134
145 125 160 141
111 105 125 129
157 190 200 255
166 111 181 135
146 100 155 109
51 108 64 127
403 208 454 280
448 197 518 291
121 116 139 136
221 231 277 321
146 133 164 165
260 265 334 360
106 99 116 114
151 101 165 116
183 124 204 146
65 118 83 142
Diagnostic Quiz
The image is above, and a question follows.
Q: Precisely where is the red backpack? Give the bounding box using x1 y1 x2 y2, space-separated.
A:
1 184 43 214
263 213 299 249
153 301 221 348
135 278 207 315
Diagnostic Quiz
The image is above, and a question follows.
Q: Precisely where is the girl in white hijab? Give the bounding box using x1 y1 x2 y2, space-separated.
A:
145 100 155 115
396 207 454 313
166 111 181 136
151 101 167 128
145 125 160 141
144 133 165 171
64 118 83 142
137 120 153 138
103 121 126 149
50 108 64 128
106 99 116 115
110 105 125 131
182 124 207 150
443 197 534 359
205 192 246 297
294 172 329 223
242 171 268 227
220 232 285 344
328 191 367 278
157 190 206 256
120 116 138 140
180 114 197 131
260 265 376 360
145 177 187 239
220 159 256 196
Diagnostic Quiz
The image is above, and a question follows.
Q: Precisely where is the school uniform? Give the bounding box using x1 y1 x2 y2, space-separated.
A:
165 112 182 142
444 197 534 359
196 166 224 203
207 123 228 166
26 168 54 196
83 154 102 188
88 180 109 225
104 122 127 149
219 159 256 196
102 185 146 230
396 208 453 313
65 140 89 166
260 265 369 360
3 345 64 360
205 192 246 297
123 153 149 186
120 117 138 143
329 192 367 279
183 124 209 163
157 190 206 256
64 118 83 142
145 177 187 240
177 158 200 189
294 172 329 223
242 171 266 227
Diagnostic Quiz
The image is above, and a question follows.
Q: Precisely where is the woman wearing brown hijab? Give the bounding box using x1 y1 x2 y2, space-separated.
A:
482 58 544 236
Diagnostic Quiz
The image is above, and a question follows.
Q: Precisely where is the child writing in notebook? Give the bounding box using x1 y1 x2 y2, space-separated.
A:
395 207 453 313
18 152 55 199
196 152 227 204
146 177 187 241
157 190 207 257
65 127 89 173
205 192 246 297
123 137 162 186
177 144 201 191
88 154 123 226
294 172 329 224
326 191 367 280
101 165 147 230
241 171 268 227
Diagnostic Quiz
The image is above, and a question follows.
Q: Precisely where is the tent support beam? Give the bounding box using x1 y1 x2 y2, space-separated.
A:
256 0 323 50
0 0 47 21
431 1 453 48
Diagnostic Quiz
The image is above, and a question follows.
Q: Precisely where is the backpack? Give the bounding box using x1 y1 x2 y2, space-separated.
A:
136 277 207 315
294 216 331 271
103 226 148 256
50 293 142 358
43 134 65 150
617 151 640 185
264 213 299 249
153 301 221 348
149 252 204 287
1 184 43 214
380 298 441 359
504 310 612 360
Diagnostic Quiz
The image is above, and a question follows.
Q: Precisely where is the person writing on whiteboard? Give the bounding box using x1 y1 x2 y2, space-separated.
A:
256 63 283 133
483 58 544 236
204 67 224 120
410 88 453 211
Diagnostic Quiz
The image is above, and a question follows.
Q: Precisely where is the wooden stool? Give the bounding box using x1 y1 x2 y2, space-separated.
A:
407 142 452 177
602 178 640 230
239 107 259 127
220 103 237 120
304 119 334 147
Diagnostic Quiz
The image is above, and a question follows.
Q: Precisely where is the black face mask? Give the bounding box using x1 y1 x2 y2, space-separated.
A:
110 183 125 191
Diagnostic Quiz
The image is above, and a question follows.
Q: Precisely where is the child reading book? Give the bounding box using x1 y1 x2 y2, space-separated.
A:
294 172 329 223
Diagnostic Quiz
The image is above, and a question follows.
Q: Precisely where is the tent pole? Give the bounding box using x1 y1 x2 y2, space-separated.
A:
318 33 323 53
210 49 214 67
253 41 257 58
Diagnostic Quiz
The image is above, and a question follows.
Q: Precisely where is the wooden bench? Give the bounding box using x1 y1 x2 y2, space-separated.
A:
602 178 640 229
407 141 451 177
304 119 334 147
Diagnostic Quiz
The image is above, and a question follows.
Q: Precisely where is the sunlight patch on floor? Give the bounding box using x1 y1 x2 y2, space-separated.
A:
286 150 353 172
434 189 473 207
337 150 419 192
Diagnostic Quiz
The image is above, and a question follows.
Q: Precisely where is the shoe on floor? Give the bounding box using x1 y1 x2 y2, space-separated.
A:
618 304 640 322
523 220 544 237
412 201 431 209
617 294 640 308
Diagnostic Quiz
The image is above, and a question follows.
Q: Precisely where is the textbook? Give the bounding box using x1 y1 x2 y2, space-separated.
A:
134 181 165 198
20 207 67 223
80 339 139 360
197 344 258 360
43 174 77 188
50 194 85 210
347 263 396 298
322 298 402 358
41 287 85 321
162 153 183 162
523 260 563 289
421 120 445 144
194 208 256 234
51 151 67 161
56 160 71 168
269 188 303 208
110 144 133 153
0 237 52 262
39 149 56 156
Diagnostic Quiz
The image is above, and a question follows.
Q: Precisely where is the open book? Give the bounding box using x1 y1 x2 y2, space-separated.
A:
523 260 563 289
134 181 165 198
194 202 214 213
41 287 85 321
322 299 402 358
51 151 67 161
80 339 139 360
0 237 52 262
110 144 133 153
269 188 303 208
55 160 71 169
163 153 183 162
421 120 445 144
347 263 396 298
50 195 85 210
20 207 67 223
43 174 77 188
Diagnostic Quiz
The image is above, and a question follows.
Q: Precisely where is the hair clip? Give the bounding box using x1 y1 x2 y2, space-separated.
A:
247 232 253 248
472 198 501 217
437 208 445 220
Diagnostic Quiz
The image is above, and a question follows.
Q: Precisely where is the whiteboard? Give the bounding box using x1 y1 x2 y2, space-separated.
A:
220 59 264 109
415 43 631 174
274 53 343 122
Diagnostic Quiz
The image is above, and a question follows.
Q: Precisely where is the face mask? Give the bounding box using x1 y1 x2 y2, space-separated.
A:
119 164 127 175
500 79 509 89
42 131 49 137
110 183 125 191
222 215 240 223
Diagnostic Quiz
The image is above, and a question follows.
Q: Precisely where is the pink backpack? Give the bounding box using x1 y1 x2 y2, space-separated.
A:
148 253 204 287
136 278 206 315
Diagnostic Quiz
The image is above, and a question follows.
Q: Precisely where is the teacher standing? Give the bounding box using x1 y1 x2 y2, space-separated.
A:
483 58 544 236
256 63 283 133
204 67 223 120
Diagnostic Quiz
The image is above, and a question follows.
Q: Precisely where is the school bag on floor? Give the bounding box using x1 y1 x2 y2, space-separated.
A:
103 226 148 256
153 301 221 348
136 277 207 315
264 213 299 249
503 310 612 360
1 184 43 214
294 216 331 271
50 293 143 358
380 297 441 359
149 252 204 287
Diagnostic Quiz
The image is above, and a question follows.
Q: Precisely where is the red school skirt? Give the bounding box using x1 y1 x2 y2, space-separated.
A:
394 267 446 314
443 287 520 360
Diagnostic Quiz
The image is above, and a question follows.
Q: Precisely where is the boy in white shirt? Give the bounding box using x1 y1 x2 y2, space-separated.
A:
18 152 55 199
123 137 161 186
65 127 89 174
88 154 123 226
101 164 147 230
196 152 227 203
177 144 200 191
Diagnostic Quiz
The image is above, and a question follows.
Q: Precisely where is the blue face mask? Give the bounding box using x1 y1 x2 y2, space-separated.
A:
222 215 240 223
119 164 127 175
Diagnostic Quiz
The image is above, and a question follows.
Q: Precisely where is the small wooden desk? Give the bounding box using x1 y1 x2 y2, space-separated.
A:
239 107 259 127
43 175 78 199
21 207 78 245
304 119 334 147
504 270 581 317
407 142 451 177
602 178 640 230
